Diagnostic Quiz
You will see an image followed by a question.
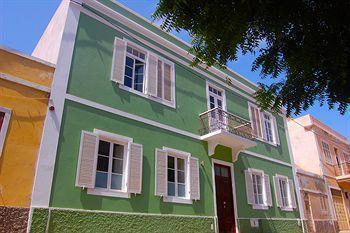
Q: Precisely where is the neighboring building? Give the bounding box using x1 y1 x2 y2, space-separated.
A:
0 46 54 231
28 0 302 232
288 114 350 233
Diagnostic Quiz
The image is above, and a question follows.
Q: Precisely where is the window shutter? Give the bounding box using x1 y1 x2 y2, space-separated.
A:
244 170 255 204
155 148 167 196
264 174 272 206
111 37 127 84
272 116 280 145
249 105 262 138
289 179 297 208
127 143 143 194
146 53 158 96
273 176 283 207
189 157 200 200
75 131 99 189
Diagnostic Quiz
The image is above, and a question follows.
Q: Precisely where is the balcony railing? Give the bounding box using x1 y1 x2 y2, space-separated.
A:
334 162 350 176
199 107 255 140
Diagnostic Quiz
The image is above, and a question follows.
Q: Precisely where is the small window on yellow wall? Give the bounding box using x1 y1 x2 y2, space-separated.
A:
0 107 11 157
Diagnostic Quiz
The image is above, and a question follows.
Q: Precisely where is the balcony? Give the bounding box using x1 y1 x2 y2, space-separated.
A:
199 108 256 161
334 162 350 189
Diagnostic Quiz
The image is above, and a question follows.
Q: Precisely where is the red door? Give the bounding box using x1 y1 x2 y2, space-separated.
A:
214 163 236 233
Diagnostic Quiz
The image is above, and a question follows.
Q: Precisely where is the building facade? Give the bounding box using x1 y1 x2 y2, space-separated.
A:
288 114 350 233
0 47 54 232
28 0 303 232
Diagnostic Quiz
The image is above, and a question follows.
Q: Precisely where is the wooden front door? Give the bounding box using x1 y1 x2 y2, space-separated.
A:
214 163 236 233
332 189 350 231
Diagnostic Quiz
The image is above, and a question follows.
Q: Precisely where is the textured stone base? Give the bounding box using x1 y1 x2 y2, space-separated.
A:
238 218 303 233
0 206 29 233
29 208 215 233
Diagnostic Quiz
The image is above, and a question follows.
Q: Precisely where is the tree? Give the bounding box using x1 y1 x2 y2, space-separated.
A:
153 0 350 115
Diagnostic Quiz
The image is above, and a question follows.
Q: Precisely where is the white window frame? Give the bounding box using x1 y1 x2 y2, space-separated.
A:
0 106 11 157
87 129 133 198
321 141 333 165
248 103 279 146
162 147 192 204
156 57 176 105
206 81 227 111
275 174 293 211
123 44 147 93
118 39 176 109
248 168 269 210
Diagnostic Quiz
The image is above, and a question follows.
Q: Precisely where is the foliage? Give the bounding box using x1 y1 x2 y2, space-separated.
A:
153 0 350 115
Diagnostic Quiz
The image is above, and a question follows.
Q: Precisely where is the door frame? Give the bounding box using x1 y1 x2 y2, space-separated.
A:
211 158 239 233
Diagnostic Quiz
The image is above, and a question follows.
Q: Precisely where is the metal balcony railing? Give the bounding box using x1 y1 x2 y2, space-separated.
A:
199 107 255 140
334 162 350 176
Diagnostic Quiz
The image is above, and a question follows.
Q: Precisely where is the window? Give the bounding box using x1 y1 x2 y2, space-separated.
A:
95 140 126 191
252 173 264 205
273 175 297 211
124 46 146 92
75 130 143 198
263 113 274 143
111 38 176 108
245 169 272 209
155 147 200 204
157 60 173 102
279 178 289 207
248 103 279 145
321 141 332 164
320 196 327 211
167 155 186 197
0 107 11 157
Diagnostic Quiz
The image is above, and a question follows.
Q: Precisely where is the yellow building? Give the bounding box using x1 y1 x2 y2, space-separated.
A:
0 46 54 231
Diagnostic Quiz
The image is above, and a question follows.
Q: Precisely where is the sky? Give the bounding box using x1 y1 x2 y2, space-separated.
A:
0 0 349 139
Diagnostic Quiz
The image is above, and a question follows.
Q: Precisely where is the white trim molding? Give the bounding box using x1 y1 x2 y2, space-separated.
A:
0 73 51 93
31 1 81 207
0 106 11 157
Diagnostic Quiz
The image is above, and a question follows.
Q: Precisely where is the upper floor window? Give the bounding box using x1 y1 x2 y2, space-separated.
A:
124 46 146 92
248 103 279 145
167 155 186 198
111 38 175 108
252 173 264 205
321 141 332 164
0 107 11 157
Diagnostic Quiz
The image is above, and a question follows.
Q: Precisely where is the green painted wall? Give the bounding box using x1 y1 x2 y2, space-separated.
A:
50 100 214 216
29 208 215 233
67 12 292 164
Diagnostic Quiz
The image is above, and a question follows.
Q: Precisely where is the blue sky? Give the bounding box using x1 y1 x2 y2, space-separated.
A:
1 0 349 139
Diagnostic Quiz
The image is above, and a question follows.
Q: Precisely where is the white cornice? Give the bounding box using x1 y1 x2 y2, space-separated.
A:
0 73 51 93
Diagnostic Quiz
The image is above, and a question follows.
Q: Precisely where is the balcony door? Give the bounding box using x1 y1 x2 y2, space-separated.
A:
207 84 226 131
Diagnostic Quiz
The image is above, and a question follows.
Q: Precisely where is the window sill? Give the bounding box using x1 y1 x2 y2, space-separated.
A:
255 137 278 147
87 188 130 199
251 204 269 210
280 206 294 212
117 82 176 109
163 196 193 205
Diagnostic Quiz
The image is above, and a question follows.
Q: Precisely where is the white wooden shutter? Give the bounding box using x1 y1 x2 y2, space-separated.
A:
127 143 143 194
249 105 262 138
75 131 99 189
244 170 255 204
155 148 167 196
273 176 283 207
189 157 200 200
289 179 297 208
146 53 158 96
111 37 127 84
264 174 272 206
272 116 280 145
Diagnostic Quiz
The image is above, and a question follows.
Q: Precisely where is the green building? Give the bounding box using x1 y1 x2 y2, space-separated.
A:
29 0 304 232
